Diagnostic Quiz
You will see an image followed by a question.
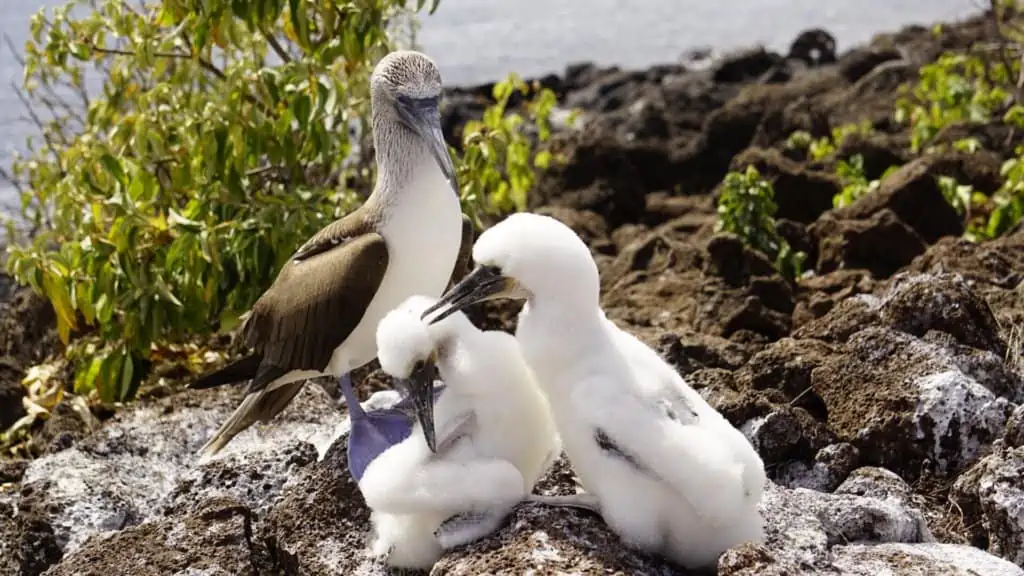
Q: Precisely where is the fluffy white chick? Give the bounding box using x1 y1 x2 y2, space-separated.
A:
422 213 767 570
360 294 561 569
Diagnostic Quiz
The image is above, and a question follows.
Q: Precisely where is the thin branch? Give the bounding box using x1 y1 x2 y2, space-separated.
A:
86 43 228 81
87 40 276 116
176 31 274 114
263 30 292 64
245 165 279 177
3 34 24 68
33 97 76 145
0 167 26 196
10 81 67 179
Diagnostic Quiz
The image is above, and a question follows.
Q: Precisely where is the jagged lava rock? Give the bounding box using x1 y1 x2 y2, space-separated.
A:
42 496 280 576
831 155 964 244
260 426 386 576
811 209 927 278
2 383 343 575
0 499 62 576
952 444 1024 567
719 467 1022 575
793 272 1022 479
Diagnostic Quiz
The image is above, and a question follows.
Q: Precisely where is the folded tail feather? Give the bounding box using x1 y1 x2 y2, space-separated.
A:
189 354 262 390
199 379 305 458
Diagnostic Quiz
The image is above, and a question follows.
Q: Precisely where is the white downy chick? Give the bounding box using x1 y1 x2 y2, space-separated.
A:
422 212 767 570
360 294 561 569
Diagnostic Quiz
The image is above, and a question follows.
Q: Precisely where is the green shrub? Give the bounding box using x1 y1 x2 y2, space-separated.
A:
785 120 874 161
2 0 559 405
715 166 806 281
937 175 977 216
878 1 1024 238
894 52 1019 153
456 73 572 224
832 155 877 208
983 147 1024 239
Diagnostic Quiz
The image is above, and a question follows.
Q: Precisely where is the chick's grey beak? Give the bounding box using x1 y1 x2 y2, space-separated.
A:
421 265 518 324
401 362 439 452
396 95 458 195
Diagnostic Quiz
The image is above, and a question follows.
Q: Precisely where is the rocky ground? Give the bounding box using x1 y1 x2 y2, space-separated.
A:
2 8 1024 576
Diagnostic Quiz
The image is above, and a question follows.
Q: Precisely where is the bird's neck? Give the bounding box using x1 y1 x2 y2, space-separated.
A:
517 300 607 392
371 115 437 205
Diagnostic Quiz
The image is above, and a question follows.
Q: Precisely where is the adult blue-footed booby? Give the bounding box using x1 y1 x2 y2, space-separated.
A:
358 295 560 569
190 50 474 459
422 213 767 570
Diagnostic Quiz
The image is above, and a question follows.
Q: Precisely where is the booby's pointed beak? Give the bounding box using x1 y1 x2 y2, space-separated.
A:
398 360 439 452
395 94 459 196
421 265 523 324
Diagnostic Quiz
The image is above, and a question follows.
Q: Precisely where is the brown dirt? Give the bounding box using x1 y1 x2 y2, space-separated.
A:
0 278 61 431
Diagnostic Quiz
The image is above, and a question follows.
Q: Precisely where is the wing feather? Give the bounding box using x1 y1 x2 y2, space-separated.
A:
239 221 389 393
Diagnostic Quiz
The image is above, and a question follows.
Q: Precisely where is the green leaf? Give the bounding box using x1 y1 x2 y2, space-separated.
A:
288 0 311 49
168 209 203 233
42 273 76 344
77 355 104 394
99 154 126 186
152 276 184 308
75 281 96 325
118 352 135 401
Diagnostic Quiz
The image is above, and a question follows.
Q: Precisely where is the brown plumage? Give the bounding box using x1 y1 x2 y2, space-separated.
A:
191 210 474 456
190 203 389 453
191 50 469 458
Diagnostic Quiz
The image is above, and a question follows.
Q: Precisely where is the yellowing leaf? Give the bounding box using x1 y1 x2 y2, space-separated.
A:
41 274 76 345
148 213 168 232
118 353 135 401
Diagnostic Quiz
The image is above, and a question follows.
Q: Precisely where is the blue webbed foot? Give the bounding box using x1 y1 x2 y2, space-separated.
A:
347 410 416 482
341 372 450 483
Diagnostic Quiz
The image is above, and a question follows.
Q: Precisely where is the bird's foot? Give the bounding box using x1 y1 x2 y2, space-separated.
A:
338 372 352 386
525 493 603 515
434 507 512 550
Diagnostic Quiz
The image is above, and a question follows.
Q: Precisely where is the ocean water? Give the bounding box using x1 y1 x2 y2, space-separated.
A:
0 0 981 213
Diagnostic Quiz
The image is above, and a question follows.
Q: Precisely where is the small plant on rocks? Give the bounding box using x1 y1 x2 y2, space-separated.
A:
716 165 806 281
894 52 1018 153
889 0 1024 238
833 155 878 208
785 120 874 161
894 0 1023 151
984 146 1024 238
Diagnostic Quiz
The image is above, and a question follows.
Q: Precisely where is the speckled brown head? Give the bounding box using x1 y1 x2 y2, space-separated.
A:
371 50 443 102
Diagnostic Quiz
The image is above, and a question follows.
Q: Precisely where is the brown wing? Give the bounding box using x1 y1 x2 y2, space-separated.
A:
291 215 371 263
448 213 476 289
239 216 389 393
